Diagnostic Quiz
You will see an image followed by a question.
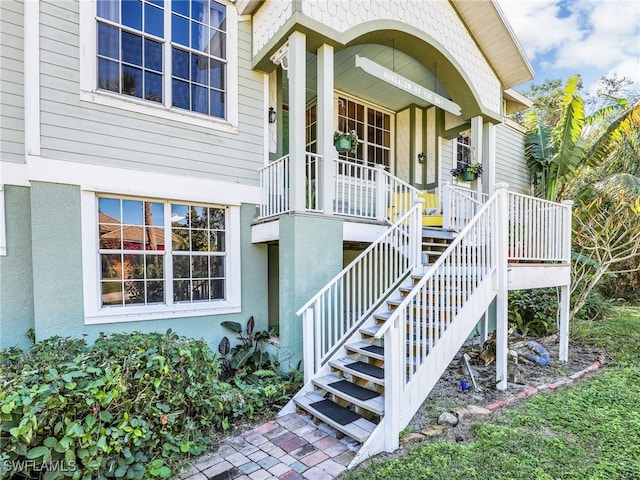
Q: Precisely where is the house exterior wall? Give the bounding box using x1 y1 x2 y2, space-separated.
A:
254 0 502 115
0 186 34 350
27 181 268 347
496 123 530 193
39 1 264 185
0 0 25 164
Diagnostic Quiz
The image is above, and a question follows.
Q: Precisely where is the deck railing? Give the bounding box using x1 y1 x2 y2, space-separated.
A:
297 204 423 382
258 153 323 218
507 193 572 262
334 160 419 222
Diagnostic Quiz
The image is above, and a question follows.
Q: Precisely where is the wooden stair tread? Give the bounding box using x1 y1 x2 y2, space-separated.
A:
330 357 385 385
294 392 376 443
313 374 384 415
346 341 385 360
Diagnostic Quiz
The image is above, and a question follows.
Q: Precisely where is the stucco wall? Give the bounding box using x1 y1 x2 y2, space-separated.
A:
0 186 35 350
27 182 268 350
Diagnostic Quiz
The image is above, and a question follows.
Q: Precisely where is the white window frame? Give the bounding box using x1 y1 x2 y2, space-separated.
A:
0 185 6 256
79 0 239 133
82 190 241 324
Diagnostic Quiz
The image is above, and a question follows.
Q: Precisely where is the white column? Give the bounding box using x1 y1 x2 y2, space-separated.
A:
288 32 306 213
494 182 509 390
482 122 496 195
470 116 483 196
317 44 335 215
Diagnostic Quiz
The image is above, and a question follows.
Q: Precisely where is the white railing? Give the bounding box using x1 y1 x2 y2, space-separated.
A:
259 153 323 218
334 160 419 223
507 193 572 262
375 188 500 448
259 154 290 218
442 183 489 231
297 204 423 382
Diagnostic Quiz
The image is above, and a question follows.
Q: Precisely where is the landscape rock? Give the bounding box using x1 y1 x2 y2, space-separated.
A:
400 432 425 444
421 425 446 437
466 405 492 416
437 411 459 427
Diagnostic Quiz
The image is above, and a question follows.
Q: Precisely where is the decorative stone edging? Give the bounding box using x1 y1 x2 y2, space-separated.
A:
400 350 607 444
484 351 606 412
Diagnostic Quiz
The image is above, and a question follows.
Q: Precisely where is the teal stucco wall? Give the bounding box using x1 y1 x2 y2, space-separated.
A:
277 214 343 368
0 186 35 350
23 181 268 350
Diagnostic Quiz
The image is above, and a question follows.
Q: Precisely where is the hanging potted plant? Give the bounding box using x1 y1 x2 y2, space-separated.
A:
334 129 358 153
451 163 483 182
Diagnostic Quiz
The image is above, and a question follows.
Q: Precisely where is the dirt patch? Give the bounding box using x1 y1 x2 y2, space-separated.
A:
350 335 606 469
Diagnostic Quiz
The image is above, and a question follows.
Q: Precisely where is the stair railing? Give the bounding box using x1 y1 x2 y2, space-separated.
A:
297 203 423 382
375 186 503 453
442 182 489 230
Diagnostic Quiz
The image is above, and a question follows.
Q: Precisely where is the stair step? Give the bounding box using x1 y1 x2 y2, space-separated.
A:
330 357 385 386
345 341 385 361
313 374 384 415
294 392 376 443
422 228 456 240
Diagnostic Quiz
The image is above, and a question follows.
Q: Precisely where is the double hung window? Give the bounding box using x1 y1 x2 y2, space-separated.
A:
96 0 228 119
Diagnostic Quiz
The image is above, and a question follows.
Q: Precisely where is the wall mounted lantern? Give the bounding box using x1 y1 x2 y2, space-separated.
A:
268 106 277 124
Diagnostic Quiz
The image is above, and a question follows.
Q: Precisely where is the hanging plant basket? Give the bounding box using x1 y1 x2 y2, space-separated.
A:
462 170 476 181
334 130 358 153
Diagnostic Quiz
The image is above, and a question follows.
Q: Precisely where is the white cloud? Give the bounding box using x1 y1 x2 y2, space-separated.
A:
498 0 640 87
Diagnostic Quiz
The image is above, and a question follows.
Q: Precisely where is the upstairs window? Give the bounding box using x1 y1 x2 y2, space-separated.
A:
96 0 228 119
456 134 472 168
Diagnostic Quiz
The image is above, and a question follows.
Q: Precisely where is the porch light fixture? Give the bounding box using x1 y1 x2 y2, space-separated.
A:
418 152 426 163
268 106 276 124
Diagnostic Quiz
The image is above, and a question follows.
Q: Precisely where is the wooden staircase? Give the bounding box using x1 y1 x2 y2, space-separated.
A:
292 229 456 446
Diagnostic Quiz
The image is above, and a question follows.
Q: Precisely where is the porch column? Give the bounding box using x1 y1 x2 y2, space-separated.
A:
494 182 509 390
470 116 483 196
559 199 573 362
317 44 335 215
288 31 306 213
482 122 496 195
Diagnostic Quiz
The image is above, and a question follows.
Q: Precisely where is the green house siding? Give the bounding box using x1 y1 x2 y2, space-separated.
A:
496 123 530 193
0 0 25 163
38 1 264 186
0 186 35 350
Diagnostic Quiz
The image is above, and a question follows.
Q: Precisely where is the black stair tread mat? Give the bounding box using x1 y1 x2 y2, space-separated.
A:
328 380 379 401
361 345 384 356
309 399 361 425
345 361 384 379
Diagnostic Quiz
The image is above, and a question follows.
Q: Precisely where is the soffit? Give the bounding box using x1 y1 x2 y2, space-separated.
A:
443 0 534 89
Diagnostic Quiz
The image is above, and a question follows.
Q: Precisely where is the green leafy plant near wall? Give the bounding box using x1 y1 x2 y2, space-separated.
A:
0 330 300 479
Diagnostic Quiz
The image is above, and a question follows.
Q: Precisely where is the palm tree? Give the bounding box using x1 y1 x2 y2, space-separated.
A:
524 76 638 202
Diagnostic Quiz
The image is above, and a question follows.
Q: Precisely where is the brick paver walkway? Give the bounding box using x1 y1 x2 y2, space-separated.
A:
178 413 358 480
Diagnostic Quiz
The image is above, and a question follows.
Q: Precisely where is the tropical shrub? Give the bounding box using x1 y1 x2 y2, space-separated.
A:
508 289 558 337
0 330 301 479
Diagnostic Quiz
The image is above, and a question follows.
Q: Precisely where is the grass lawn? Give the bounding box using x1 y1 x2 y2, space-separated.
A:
344 306 640 480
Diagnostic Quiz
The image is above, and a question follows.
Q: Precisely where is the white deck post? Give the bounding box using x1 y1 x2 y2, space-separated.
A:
375 164 387 221
302 307 314 383
442 181 451 229
288 32 306 213
383 321 400 452
559 200 573 362
494 183 509 390
317 44 334 215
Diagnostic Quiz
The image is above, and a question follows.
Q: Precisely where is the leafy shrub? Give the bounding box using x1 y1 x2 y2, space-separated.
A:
508 288 559 336
0 330 301 479
573 289 614 322
218 316 272 379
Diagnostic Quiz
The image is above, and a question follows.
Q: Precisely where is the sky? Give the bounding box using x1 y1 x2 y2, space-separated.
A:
496 0 640 95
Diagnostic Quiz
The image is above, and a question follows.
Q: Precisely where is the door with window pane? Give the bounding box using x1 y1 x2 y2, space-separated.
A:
336 96 392 170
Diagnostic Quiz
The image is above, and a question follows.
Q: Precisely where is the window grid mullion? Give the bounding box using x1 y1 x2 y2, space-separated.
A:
164 202 174 305
163 7 172 110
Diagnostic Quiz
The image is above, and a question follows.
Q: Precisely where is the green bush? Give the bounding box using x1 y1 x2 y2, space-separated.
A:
0 330 301 479
508 288 558 336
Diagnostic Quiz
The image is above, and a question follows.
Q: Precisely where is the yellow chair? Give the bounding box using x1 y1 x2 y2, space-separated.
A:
387 192 443 227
